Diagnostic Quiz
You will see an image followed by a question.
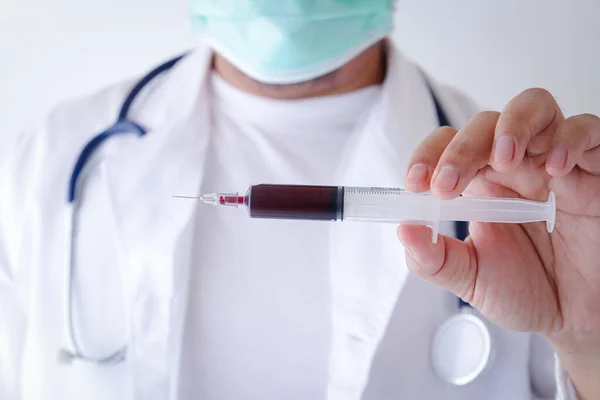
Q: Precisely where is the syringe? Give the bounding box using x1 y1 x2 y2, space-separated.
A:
178 184 556 242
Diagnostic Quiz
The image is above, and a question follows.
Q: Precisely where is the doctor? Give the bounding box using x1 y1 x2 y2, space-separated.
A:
1 1 599 399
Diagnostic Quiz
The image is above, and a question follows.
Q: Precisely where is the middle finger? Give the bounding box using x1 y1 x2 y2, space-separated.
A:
431 111 500 199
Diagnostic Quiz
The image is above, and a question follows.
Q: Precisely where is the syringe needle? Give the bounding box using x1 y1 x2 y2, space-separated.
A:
172 195 217 205
199 194 220 205
173 193 240 206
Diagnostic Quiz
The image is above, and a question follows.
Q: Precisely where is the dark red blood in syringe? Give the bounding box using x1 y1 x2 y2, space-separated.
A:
219 195 245 206
247 184 343 221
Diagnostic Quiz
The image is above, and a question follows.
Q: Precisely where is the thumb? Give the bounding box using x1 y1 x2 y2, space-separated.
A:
397 224 479 304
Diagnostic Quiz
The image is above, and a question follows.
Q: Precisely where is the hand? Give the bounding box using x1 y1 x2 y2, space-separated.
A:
398 88 600 399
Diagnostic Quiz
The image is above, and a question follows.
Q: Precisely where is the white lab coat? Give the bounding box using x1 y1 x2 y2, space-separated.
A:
0 39 576 400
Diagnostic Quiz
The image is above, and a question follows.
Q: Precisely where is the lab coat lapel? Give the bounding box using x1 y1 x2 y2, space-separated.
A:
327 43 442 400
104 47 213 400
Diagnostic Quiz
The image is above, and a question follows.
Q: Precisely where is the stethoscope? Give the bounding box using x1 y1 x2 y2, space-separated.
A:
57 54 185 366
58 53 493 385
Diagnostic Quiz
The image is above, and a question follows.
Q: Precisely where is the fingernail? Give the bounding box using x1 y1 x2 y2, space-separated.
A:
406 164 429 183
547 146 568 169
434 165 460 192
493 134 516 163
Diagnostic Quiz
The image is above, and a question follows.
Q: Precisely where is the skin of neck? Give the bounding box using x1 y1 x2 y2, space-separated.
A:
213 40 388 100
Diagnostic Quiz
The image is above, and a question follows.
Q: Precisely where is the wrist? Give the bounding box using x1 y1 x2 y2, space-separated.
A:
549 333 600 364
548 334 600 400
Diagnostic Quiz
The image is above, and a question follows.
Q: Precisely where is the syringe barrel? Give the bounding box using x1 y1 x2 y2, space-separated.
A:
237 185 555 234
342 187 555 232
247 184 344 221
343 187 439 222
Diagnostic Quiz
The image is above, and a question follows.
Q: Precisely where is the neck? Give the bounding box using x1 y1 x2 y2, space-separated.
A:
213 41 387 100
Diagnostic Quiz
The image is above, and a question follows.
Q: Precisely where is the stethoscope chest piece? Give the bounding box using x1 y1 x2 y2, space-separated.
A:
431 312 493 386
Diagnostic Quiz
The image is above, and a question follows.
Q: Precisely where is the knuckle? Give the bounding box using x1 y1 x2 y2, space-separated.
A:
429 126 459 143
502 88 558 138
425 126 458 142
446 136 477 162
499 110 538 142
435 125 459 136
559 114 600 138
570 113 600 127
438 112 500 166
502 109 534 133
420 126 457 151
477 110 501 122
467 111 500 128
522 87 554 102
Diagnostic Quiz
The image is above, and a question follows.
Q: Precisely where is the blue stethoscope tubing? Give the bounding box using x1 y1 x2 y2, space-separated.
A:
60 53 480 372
59 54 186 366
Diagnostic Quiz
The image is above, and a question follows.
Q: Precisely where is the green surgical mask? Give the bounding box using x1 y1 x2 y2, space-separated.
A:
190 0 395 84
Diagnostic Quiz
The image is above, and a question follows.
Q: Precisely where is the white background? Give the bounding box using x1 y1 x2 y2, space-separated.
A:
0 0 599 145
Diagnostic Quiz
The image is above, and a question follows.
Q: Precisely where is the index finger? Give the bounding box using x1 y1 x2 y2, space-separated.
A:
492 88 565 172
